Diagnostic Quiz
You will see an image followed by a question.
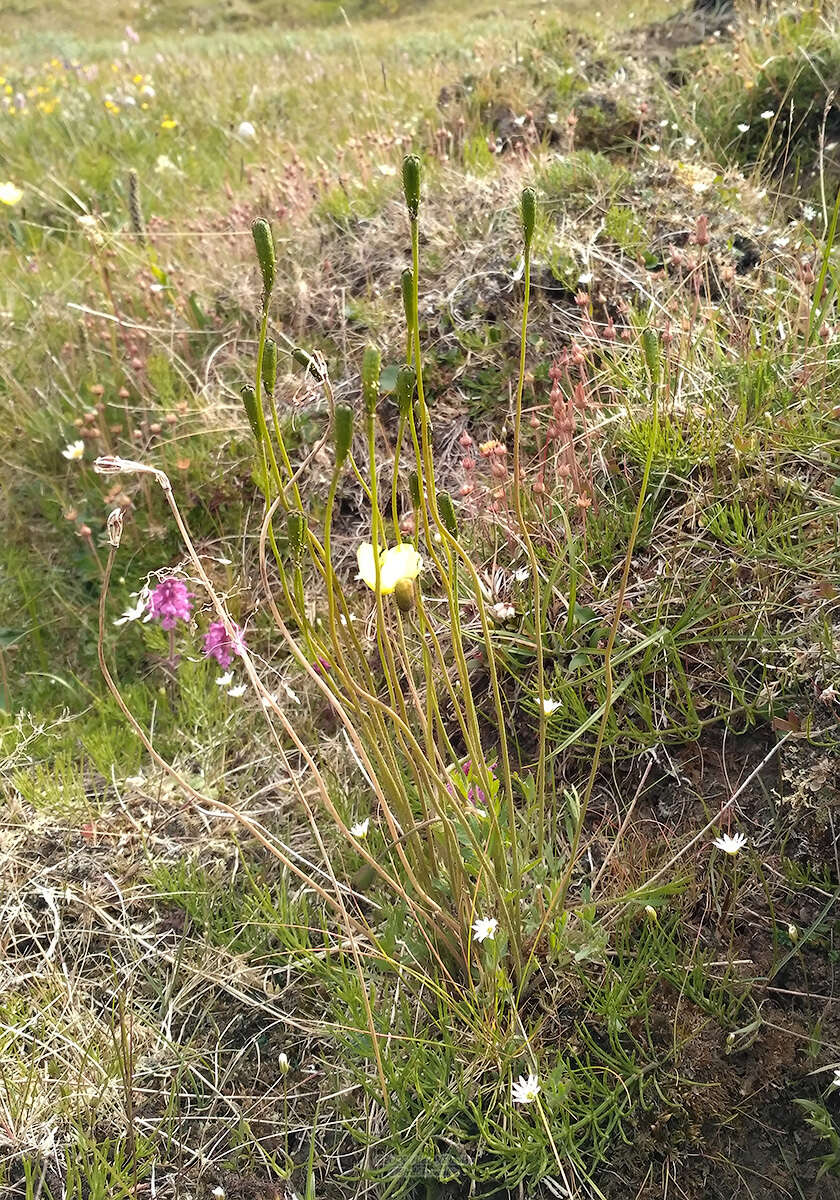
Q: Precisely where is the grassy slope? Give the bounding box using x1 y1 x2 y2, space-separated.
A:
2 1 840 1198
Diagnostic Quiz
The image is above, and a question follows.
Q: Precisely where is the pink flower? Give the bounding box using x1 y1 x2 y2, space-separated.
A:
203 620 245 668
148 579 193 630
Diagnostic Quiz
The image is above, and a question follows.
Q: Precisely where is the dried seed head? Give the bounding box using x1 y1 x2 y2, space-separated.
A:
107 507 124 547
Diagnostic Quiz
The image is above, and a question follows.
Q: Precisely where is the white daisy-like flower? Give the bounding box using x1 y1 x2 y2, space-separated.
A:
227 684 247 698
113 591 149 626
511 1073 541 1105
761 109 774 119
215 671 234 687
540 697 561 716
237 120 256 141
737 123 751 133
801 203 817 222
62 440 85 461
513 566 530 582
684 136 697 147
349 818 370 838
471 916 498 943
711 831 747 855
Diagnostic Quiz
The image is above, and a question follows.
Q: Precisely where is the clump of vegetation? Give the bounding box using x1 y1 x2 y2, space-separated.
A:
2 1 840 1198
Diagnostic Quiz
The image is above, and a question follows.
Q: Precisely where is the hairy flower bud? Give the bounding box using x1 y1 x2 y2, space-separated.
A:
251 217 276 300
641 328 660 383
286 511 307 561
394 577 416 613
401 268 416 329
333 404 354 468
408 470 421 509
402 154 421 219
292 346 325 380
521 186 536 248
262 339 277 396
395 365 416 417
361 345 381 415
437 491 458 538
240 385 262 441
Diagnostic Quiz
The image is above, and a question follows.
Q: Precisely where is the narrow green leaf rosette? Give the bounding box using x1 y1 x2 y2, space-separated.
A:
362 345 381 416
251 217 276 300
333 404 354 468
262 338 277 396
395 365 416 418
402 154 421 220
521 186 536 249
240 385 261 442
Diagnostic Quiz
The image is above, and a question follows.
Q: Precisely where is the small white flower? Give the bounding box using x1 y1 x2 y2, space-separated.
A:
113 592 150 626
801 203 817 222
350 819 370 838
761 109 774 120
737 123 751 133
511 1073 541 1105
215 672 234 687
830 1067 840 1090
280 680 301 705
62 440 85 461
278 1052 290 1075
237 120 256 141
471 916 498 943
141 84 155 98
227 684 247 698
514 566 531 582
490 602 516 622
211 1189 225 1200
540 697 561 716
711 831 747 855
547 112 558 125
377 163 396 176
155 154 178 173
684 136 697 147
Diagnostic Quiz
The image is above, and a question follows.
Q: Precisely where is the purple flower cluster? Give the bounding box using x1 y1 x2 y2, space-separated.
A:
203 620 246 668
148 579 194 631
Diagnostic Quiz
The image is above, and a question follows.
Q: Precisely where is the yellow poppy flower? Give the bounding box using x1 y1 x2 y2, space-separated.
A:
356 542 422 594
0 182 23 206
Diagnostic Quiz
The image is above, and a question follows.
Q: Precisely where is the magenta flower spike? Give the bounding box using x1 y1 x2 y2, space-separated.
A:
148 578 194 630
203 620 246 668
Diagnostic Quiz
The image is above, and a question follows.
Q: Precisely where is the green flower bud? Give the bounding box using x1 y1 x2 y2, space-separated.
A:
408 470 421 509
362 345 381 415
262 339 277 396
291 346 324 380
438 491 458 538
521 187 536 248
394 577 416 613
395 365 416 417
402 154 421 219
251 217 276 300
333 404 354 468
401 268 416 328
641 328 660 383
240 385 261 442
286 510 307 561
